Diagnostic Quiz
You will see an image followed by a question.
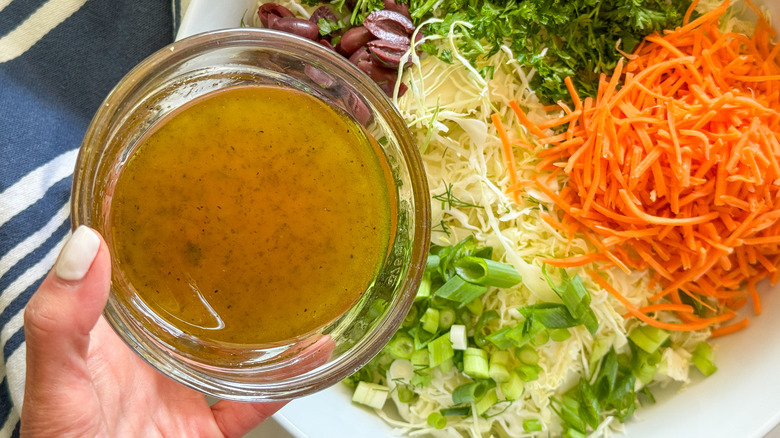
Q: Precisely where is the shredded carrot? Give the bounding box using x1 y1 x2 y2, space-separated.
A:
628 303 696 318
710 318 750 338
492 113 519 188
538 253 606 267
588 270 734 331
500 0 780 336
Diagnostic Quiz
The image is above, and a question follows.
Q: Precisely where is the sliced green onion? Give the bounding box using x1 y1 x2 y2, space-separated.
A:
397 384 415 403
517 363 542 382
486 325 525 350
421 307 440 333
412 325 436 350
403 304 419 327
475 388 498 416
489 351 511 383
416 274 431 301
549 328 572 342
473 310 499 347
466 296 484 315
434 275 488 307
389 334 414 360
427 411 446 429
439 357 454 373
450 324 468 350
531 329 550 346
588 332 616 371
563 428 587 438
551 395 586 435
426 254 440 272
692 341 717 376
452 381 489 404
518 303 583 330
542 266 599 335
428 333 454 368
352 381 389 409
464 347 490 379
499 370 525 400
471 245 493 260
411 349 429 368
516 346 539 365
454 256 522 288
441 406 471 416
438 308 456 329
635 357 658 384
523 418 542 432
629 325 670 354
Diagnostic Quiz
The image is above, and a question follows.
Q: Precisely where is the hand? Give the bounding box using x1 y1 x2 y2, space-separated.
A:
21 226 290 437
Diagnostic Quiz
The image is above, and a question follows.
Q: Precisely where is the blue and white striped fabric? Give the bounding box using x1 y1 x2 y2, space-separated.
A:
0 1 175 435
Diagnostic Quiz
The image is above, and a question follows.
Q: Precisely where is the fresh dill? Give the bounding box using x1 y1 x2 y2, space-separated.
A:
433 182 483 210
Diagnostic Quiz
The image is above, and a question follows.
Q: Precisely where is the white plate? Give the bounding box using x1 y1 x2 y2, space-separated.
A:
177 2 780 437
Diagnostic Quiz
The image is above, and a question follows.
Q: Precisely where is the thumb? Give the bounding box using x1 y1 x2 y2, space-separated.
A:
22 226 110 410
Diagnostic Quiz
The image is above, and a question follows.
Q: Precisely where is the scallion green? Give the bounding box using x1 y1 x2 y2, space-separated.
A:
434 275 488 307
397 384 415 403
464 347 490 379
452 380 490 404
427 411 446 429
466 296 484 315
421 307 440 333
441 406 471 416
499 370 525 401
629 325 670 354
516 345 539 365
517 364 542 382
488 350 511 383
438 307 456 329
475 388 498 416
550 328 572 342
454 256 522 288
428 333 455 368
411 349 429 368
389 334 414 360
523 418 542 432
416 274 431 302
692 341 717 376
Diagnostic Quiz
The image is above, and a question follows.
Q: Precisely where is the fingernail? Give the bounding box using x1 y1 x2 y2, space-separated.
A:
55 226 101 281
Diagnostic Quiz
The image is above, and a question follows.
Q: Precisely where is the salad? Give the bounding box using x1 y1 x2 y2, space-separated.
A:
249 0 779 436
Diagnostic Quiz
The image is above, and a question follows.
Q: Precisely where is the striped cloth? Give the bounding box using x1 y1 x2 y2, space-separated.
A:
0 0 176 435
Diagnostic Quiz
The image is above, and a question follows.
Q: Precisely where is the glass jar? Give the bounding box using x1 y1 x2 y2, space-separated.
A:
71 28 430 401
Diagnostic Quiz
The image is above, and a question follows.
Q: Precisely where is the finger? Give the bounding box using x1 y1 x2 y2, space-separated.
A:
211 400 288 438
211 335 335 437
22 226 110 408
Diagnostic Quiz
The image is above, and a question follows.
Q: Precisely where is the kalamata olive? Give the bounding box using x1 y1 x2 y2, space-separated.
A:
348 46 372 65
270 17 320 41
383 0 411 19
319 39 335 51
363 10 415 46
367 39 411 68
336 26 376 57
257 3 294 28
309 5 338 26
356 60 399 97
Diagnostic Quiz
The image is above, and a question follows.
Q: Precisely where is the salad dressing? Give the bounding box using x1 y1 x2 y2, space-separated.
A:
109 85 395 345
